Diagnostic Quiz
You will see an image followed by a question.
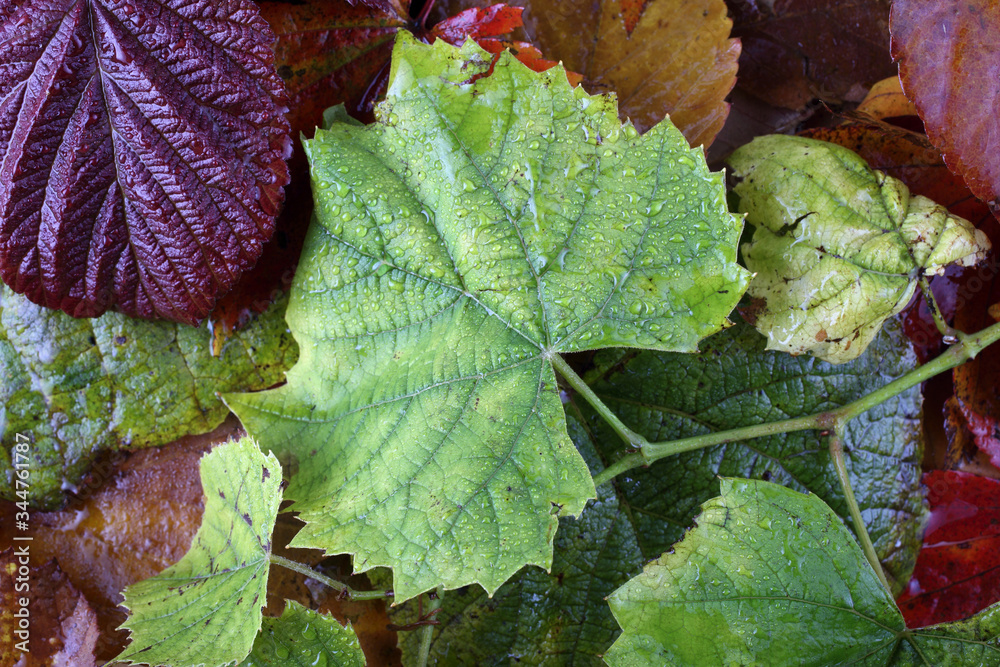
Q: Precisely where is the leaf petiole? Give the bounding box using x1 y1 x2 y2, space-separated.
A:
919 276 965 345
550 353 649 452
592 318 1000 487
268 554 393 602
828 427 892 592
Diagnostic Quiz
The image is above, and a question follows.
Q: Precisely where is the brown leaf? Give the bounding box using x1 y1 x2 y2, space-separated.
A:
519 0 739 147
891 0 1000 215
0 422 232 660
729 0 895 110
1 554 98 667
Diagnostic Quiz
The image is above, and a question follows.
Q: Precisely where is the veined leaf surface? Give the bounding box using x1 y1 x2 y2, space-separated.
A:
116 437 282 667
606 479 1000 666
243 600 365 667
729 135 989 363
0 0 291 323
228 33 749 601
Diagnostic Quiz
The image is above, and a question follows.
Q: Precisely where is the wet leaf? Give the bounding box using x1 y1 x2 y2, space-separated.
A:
116 437 282 667
1 554 99 667
891 0 1000 214
228 33 749 601
244 600 366 667
729 0 895 110
578 316 925 592
0 0 290 323
606 478 1000 665
729 134 990 363
799 117 995 363
0 425 227 661
952 247 1000 468
0 288 296 509
520 0 739 147
897 471 1000 628
394 431 643 665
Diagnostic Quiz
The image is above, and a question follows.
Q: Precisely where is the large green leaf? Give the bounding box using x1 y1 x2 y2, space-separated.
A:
577 316 924 592
728 134 990 363
605 478 1000 665
0 288 296 508
116 437 282 667
242 600 365 667
395 426 643 665
227 32 749 600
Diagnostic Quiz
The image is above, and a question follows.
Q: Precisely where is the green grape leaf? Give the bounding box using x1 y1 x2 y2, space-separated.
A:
116 437 282 667
242 600 365 667
578 316 924 593
728 134 990 363
0 287 296 509
227 32 749 600
394 427 643 665
605 479 1000 666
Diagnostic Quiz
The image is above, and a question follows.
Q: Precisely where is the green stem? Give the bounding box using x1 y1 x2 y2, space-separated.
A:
550 353 647 450
269 554 392 601
416 589 444 667
828 428 891 593
919 276 962 344
594 319 1000 481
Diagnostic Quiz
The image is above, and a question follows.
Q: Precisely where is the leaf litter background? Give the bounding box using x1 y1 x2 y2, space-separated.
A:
2 0 1000 664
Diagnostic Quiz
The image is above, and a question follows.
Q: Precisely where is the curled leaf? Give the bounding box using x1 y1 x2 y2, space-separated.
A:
0 0 291 323
729 135 990 363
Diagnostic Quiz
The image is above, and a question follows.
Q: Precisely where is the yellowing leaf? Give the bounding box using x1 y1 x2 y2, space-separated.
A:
728 135 990 363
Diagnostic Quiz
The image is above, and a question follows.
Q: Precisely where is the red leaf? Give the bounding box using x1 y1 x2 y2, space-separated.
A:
431 4 524 42
0 0 291 324
730 0 896 110
897 470 1000 627
621 0 653 36
891 0 1000 216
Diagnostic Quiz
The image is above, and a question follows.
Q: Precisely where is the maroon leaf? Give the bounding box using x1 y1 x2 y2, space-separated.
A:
891 0 1000 216
897 470 1000 627
0 0 291 324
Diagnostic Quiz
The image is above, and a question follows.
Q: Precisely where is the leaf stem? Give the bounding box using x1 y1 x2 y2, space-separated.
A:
828 428 892 592
416 589 444 667
551 353 648 450
269 554 393 601
919 276 963 344
595 319 1000 479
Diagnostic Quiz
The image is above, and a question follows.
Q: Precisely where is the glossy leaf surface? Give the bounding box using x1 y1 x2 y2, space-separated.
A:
891 0 1000 213
229 33 749 601
578 316 925 592
244 600 366 667
395 432 643 665
898 471 1000 628
116 437 282 666
729 135 990 363
0 0 291 323
606 478 1000 665
0 287 296 508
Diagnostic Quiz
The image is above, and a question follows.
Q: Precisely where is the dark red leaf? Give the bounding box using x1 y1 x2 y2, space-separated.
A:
953 249 1000 469
0 0 291 324
729 0 896 111
347 0 406 13
897 470 1000 627
891 0 1000 216
431 4 523 42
